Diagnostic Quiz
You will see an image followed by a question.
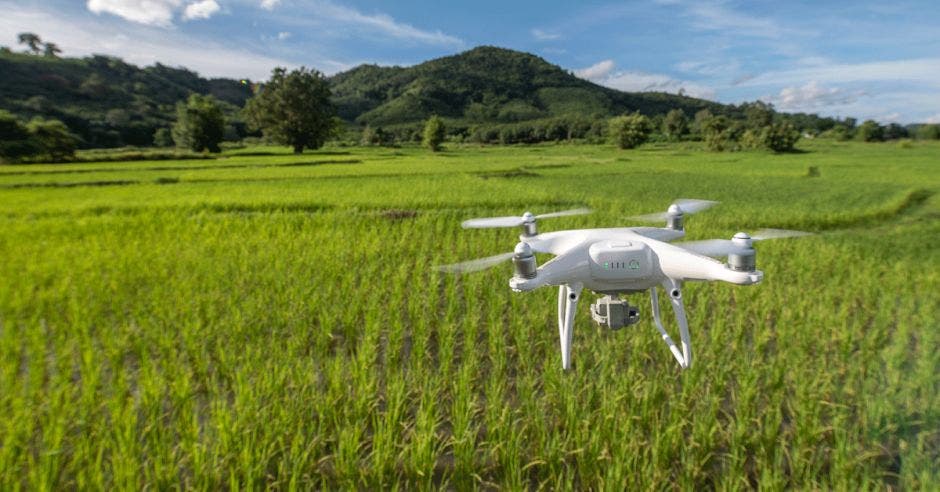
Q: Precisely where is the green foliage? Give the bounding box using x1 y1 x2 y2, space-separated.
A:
0 110 37 162
172 94 224 153
702 115 736 151
0 110 78 163
741 122 801 153
742 100 774 129
26 118 79 161
423 115 446 151
0 50 251 148
883 123 908 140
916 123 940 140
608 112 652 149
152 128 173 147
244 67 337 154
856 120 885 142
663 108 688 140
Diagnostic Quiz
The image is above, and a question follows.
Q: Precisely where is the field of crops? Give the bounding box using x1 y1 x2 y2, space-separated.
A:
1 140 937 489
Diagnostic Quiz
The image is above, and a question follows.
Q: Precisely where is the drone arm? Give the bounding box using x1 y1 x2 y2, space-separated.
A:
557 282 582 370
650 279 692 368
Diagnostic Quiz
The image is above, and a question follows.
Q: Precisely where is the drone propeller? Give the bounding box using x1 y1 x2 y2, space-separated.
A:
436 251 515 273
628 199 719 223
678 228 813 256
461 208 591 229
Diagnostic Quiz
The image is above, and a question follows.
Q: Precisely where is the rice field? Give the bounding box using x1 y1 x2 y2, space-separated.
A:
1 140 938 489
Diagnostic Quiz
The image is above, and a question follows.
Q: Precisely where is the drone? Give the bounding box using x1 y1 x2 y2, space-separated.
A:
439 200 811 370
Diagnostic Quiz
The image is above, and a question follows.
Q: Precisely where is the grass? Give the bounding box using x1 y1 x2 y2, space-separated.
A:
0 140 937 489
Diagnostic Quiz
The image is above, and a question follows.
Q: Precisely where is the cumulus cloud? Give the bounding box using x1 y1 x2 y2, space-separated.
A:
260 0 281 10
182 0 219 21
86 0 182 27
574 59 615 80
575 59 715 99
926 114 940 124
531 28 561 41
277 31 291 40
87 0 221 25
0 7 320 79
768 81 866 109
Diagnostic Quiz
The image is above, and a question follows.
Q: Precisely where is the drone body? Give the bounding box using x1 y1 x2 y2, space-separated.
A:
441 200 810 370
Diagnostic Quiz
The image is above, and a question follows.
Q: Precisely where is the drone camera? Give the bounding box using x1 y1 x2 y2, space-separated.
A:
666 203 684 231
590 295 640 330
512 242 538 279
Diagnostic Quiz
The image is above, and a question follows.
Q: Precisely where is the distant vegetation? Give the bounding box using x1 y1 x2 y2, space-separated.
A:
1 40 939 163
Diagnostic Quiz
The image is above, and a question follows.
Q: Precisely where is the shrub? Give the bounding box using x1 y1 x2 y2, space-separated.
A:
27 118 79 161
423 115 445 151
608 112 652 149
856 120 884 142
172 94 225 153
0 110 37 163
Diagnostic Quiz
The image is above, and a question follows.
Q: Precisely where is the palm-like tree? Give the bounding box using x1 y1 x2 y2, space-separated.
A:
17 32 42 55
43 42 61 58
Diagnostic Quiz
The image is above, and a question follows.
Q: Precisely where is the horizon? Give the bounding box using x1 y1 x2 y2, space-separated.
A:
2 0 938 124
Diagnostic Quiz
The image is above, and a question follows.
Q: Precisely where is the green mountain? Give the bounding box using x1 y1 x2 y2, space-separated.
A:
0 51 251 148
330 46 727 127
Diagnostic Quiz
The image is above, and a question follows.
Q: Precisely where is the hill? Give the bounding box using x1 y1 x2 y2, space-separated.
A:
329 46 728 126
0 51 252 148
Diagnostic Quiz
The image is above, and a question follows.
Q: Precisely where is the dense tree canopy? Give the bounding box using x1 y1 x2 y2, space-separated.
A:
609 113 652 149
172 94 225 153
244 67 337 153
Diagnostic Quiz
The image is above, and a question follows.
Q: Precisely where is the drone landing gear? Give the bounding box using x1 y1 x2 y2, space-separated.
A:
650 279 692 369
557 283 582 370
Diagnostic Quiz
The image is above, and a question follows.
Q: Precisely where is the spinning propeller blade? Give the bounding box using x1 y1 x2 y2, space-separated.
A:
629 198 719 222
437 251 515 273
461 208 591 229
678 228 813 257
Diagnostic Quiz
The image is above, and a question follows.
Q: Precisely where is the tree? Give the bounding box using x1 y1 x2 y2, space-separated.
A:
916 124 940 140
0 111 37 163
608 112 652 149
172 94 225 152
42 42 61 58
662 109 688 141
423 115 446 151
883 123 908 140
244 67 336 153
742 122 800 152
702 115 735 151
692 109 713 138
153 128 174 147
27 118 79 161
856 120 884 142
742 101 774 129
17 32 41 55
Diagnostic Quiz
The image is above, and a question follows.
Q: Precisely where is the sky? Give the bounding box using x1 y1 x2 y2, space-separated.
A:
2 0 939 123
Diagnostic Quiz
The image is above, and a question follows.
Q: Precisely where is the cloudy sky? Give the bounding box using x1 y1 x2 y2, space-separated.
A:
2 0 939 123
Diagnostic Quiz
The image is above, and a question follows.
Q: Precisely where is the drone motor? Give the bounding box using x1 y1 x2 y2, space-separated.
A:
727 232 757 272
512 242 538 279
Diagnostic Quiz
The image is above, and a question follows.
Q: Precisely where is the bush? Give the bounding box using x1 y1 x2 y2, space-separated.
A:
856 120 884 142
172 94 225 152
423 115 445 151
153 128 173 147
915 124 940 140
702 115 734 151
608 113 652 149
27 118 79 161
0 110 37 163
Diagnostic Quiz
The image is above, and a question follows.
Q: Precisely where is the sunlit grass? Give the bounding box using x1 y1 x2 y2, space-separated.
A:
0 140 937 488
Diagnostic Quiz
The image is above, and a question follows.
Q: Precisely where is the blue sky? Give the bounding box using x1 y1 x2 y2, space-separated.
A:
2 0 939 123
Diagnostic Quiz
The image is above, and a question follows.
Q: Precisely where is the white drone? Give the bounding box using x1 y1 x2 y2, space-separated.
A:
440 200 811 370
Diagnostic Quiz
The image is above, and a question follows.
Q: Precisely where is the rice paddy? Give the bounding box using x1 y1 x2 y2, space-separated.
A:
1 140 937 489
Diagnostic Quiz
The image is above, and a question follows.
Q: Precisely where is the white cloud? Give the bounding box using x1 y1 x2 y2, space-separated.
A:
575 59 715 99
182 0 220 21
574 59 614 80
0 7 338 79
531 29 561 41
681 1 800 39
926 114 940 124
742 58 940 88
86 0 182 27
767 81 866 109
311 1 463 46
260 0 281 10
277 31 291 40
